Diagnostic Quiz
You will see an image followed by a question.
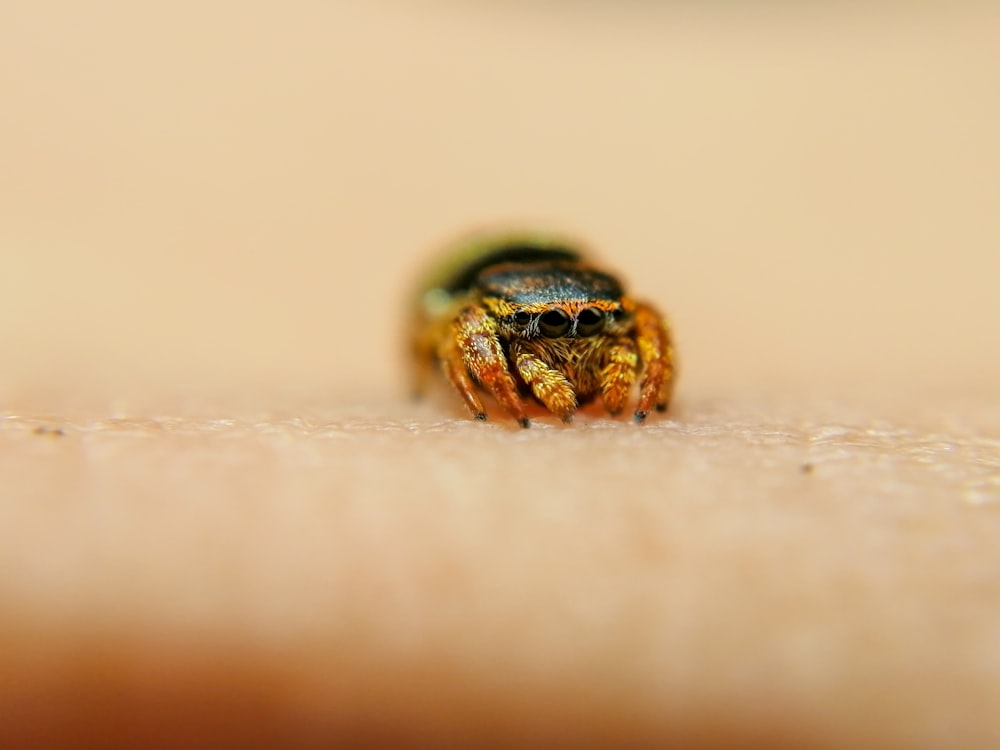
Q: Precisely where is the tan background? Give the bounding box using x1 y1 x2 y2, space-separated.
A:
3 1 998 401
2 2 999 748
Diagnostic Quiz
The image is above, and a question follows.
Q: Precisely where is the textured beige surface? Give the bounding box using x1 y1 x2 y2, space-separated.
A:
2 2 999 748
2 396 999 748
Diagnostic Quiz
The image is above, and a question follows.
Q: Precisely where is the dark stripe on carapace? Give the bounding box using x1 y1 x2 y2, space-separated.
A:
442 242 582 294
479 265 624 305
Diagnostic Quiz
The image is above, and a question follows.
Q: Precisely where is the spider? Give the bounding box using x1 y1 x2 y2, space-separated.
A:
409 230 675 427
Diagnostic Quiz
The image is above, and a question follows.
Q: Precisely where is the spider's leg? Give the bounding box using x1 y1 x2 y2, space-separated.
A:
448 305 531 427
630 299 676 422
599 336 638 416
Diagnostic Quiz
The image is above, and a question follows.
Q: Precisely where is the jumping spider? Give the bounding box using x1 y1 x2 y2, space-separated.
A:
410 230 676 427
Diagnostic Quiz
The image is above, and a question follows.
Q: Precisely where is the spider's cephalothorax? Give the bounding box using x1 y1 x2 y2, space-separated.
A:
410 231 675 427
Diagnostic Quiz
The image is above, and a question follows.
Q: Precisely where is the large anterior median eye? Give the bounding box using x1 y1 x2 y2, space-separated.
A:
576 307 605 336
539 308 571 338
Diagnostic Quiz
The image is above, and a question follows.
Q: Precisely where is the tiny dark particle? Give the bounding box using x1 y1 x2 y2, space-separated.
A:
34 425 66 437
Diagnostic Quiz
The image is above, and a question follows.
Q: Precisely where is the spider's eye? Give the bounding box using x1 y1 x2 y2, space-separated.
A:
612 307 627 322
539 308 571 338
512 311 532 327
576 307 605 337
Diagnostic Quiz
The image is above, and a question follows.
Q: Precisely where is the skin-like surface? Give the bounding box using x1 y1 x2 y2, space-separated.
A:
1 393 999 749
1 2 999 748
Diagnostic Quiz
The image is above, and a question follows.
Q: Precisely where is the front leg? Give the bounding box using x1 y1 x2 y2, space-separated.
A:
509 341 577 423
446 306 531 427
630 299 676 422
599 337 638 416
